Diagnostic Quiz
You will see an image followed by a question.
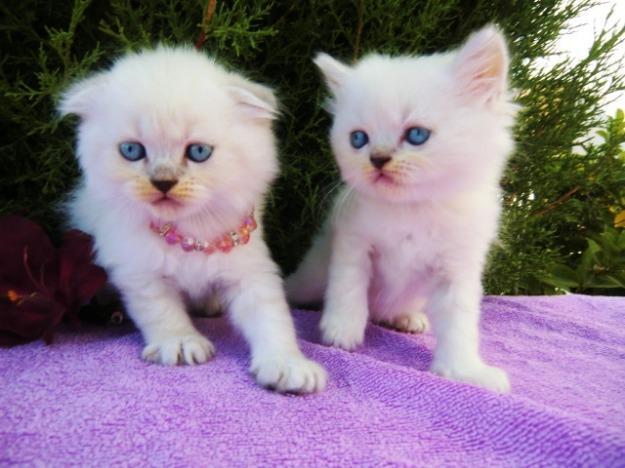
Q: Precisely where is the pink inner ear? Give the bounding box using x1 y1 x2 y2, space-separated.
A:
59 73 108 118
314 53 350 96
228 86 277 121
454 27 508 101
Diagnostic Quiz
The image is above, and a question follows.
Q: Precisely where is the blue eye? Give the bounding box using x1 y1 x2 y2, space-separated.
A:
405 127 431 146
119 142 146 161
185 143 213 162
350 130 369 149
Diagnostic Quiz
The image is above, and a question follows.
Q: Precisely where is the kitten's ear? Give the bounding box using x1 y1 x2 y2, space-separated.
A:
58 73 108 118
452 24 509 103
313 52 350 95
227 77 278 121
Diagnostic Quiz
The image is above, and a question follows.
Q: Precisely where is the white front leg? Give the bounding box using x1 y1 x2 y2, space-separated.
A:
428 274 509 393
320 230 371 350
118 274 215 366
226 262 326 394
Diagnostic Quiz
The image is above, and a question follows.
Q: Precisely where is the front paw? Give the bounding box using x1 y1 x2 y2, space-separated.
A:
431 359 510 393
142 333 215 366
251 352 327 394
320 309 365 350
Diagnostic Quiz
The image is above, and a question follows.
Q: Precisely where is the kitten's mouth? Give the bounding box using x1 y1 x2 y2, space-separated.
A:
372 172 398 186
151 196 182 208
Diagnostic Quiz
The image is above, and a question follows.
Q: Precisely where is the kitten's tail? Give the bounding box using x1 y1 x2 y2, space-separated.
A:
284 221 332 306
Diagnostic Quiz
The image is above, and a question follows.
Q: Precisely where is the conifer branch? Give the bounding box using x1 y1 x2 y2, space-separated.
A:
352 0 364 62
1 0 624 295
195 0 217 50
532 186 581 217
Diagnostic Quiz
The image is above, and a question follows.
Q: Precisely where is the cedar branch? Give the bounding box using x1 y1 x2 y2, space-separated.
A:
352 0 364 62
532 186 581 217
195 0 217 50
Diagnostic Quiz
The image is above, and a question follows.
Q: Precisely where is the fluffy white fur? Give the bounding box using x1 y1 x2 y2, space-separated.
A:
286 25 516 393
60 46 326 393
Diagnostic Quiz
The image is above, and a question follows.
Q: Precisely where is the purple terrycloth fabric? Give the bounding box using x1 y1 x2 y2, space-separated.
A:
1 295 624 466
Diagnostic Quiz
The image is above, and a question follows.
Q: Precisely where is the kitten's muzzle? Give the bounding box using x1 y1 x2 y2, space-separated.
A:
150 179 178 194
370 154 392 169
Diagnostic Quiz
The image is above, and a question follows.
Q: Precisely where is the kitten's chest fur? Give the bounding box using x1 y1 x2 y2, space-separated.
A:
72 192 249 304
341 189 500 312
364 201 451 282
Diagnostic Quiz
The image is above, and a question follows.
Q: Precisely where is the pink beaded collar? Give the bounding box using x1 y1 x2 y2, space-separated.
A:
150 212 257 255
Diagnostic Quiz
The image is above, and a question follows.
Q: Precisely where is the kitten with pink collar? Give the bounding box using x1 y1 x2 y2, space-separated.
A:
61 47 326 393
287 25 516 392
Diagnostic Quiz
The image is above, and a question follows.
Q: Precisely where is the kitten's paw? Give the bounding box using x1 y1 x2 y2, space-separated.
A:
142 333 215 366
320 311 365 350
251 352 327 394
380 311 429 334
431 359 510 393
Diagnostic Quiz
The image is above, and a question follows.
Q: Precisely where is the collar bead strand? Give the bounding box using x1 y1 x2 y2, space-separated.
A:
150 212 257 255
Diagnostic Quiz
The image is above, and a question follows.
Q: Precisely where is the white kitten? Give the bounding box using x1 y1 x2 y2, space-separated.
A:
287 26 516 393
60 46 326 393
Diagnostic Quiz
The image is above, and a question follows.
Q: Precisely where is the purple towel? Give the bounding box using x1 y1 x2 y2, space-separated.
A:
1 295 624 466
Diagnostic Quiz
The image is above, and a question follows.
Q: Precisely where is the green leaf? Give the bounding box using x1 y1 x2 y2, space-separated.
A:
538 264 580 289
585 275 625 289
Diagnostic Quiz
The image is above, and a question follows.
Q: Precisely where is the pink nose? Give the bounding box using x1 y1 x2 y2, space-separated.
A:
150 179 178 193
370 155 391 169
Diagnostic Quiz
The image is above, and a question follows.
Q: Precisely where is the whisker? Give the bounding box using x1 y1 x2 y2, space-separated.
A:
319 179 345 210
332 185 355 223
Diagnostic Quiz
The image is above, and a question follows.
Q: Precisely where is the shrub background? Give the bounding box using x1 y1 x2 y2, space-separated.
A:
1 0 624 295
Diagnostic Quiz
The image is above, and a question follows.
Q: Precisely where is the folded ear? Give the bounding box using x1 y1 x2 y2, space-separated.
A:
227 76 278 121
313 52 351 95
58 72 109 118
452 24 509 104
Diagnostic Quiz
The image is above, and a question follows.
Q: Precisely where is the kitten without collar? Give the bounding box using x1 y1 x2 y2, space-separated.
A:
60 46 326 393
287 25 516 392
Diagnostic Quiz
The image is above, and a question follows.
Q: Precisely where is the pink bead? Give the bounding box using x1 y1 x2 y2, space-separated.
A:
153 214 255 255
245 217 257 231
195 240 209 251
217 236 233 253
181 237 195 251
240 231 250 245
165 231 181 245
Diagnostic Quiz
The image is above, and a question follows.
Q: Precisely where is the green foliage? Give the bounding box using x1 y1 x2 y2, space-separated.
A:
486 108 625 294
1 0 624 294
538 227 625 292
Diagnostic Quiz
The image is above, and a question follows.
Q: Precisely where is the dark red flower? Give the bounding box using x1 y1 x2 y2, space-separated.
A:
0 216 107 346
57 230 108 324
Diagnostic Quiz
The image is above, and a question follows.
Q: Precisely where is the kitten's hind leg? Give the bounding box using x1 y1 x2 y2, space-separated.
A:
192 288 224 317
380 311 429 334
375 297 429 334
202 294 223 317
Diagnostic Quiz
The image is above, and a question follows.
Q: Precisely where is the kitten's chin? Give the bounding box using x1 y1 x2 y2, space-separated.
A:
147 197 187 220
353 173 414 204
354 176 433 204
351 166 485 204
